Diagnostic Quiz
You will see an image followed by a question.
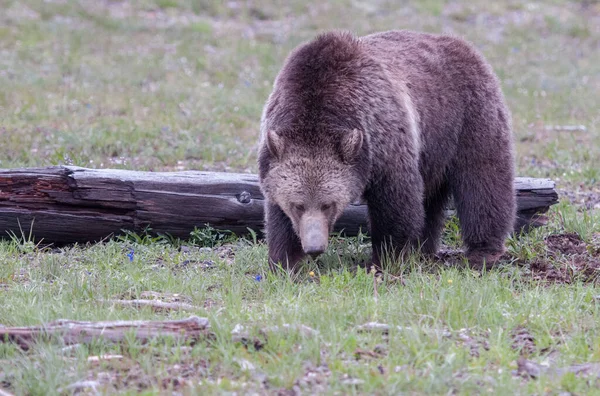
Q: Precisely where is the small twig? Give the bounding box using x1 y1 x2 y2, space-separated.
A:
357 322 391 334
87 354 124 363
357 322 452 338
0 389 15 396
60 344 81 353
139 291 192 304
544 125 587 132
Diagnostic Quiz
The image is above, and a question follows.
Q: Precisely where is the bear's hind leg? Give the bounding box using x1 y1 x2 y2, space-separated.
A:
450 125 516 270
451 171 515 269
265 202 305 273
420 182 450 255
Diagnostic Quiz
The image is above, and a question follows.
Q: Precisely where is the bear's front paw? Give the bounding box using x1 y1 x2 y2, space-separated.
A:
466 250 504 271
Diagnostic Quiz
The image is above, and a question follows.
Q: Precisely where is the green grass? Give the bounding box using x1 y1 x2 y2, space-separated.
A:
1 0 599 394
0 217 599 394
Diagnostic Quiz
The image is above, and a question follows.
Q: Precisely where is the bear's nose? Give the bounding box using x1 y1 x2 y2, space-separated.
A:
305 247 325 260
299 212 329 260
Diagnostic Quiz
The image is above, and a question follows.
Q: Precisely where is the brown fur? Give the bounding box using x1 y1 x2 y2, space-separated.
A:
258 30 516 272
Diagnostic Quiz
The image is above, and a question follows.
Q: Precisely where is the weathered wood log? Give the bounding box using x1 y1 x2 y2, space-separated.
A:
0 316 211 350
0 166 558 244
99 299 202 312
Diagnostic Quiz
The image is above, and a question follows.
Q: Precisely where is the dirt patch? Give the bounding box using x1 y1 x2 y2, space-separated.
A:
529 233 600 284
412 233 600 284
84 357 210 394
457 329 490 358
288 362 332 395
427 236 600 284
528 255 600 285
511 327 537 356
545 233 588 255
569 256 600 282
528 260 571 284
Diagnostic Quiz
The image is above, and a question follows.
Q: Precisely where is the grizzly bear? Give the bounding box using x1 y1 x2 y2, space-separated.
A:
257 30 516 272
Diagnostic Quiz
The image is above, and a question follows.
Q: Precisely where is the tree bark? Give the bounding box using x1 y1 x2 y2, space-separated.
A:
0 166 558 244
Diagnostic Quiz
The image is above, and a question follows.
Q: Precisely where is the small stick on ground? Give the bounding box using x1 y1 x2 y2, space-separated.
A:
139 291 192 303
0 316 211 350
87 354 124 363
357 322 391 335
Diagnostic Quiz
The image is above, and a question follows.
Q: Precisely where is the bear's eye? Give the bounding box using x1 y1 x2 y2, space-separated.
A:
293 204 305 214
321 203 334 212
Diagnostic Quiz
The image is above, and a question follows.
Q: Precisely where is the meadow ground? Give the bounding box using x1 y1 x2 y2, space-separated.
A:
0 0 599 394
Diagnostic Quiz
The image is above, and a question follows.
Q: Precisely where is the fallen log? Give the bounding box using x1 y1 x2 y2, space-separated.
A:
0 316 211 350
0 166 558 244
99 299 202 312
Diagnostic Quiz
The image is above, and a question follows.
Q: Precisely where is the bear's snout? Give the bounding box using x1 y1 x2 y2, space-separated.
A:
299 213 329 259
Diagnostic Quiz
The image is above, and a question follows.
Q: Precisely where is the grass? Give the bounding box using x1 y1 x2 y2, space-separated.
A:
1 218 599 394
0 0 599 394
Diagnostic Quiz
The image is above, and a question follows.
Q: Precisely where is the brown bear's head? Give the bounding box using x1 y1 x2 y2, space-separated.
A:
259 127 367 258
258 31 377 258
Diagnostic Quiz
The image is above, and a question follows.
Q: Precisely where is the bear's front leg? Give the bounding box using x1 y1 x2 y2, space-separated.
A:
265 202 305 273
365 171 425 268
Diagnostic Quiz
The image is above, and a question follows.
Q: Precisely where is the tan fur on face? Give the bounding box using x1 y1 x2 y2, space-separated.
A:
262 154 360 236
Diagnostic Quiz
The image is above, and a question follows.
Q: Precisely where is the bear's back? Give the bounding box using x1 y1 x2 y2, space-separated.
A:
361 30 493 87
360 30 509 191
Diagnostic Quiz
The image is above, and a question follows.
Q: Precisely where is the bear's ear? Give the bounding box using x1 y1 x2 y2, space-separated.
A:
266 129 284 159
339 129 363 163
